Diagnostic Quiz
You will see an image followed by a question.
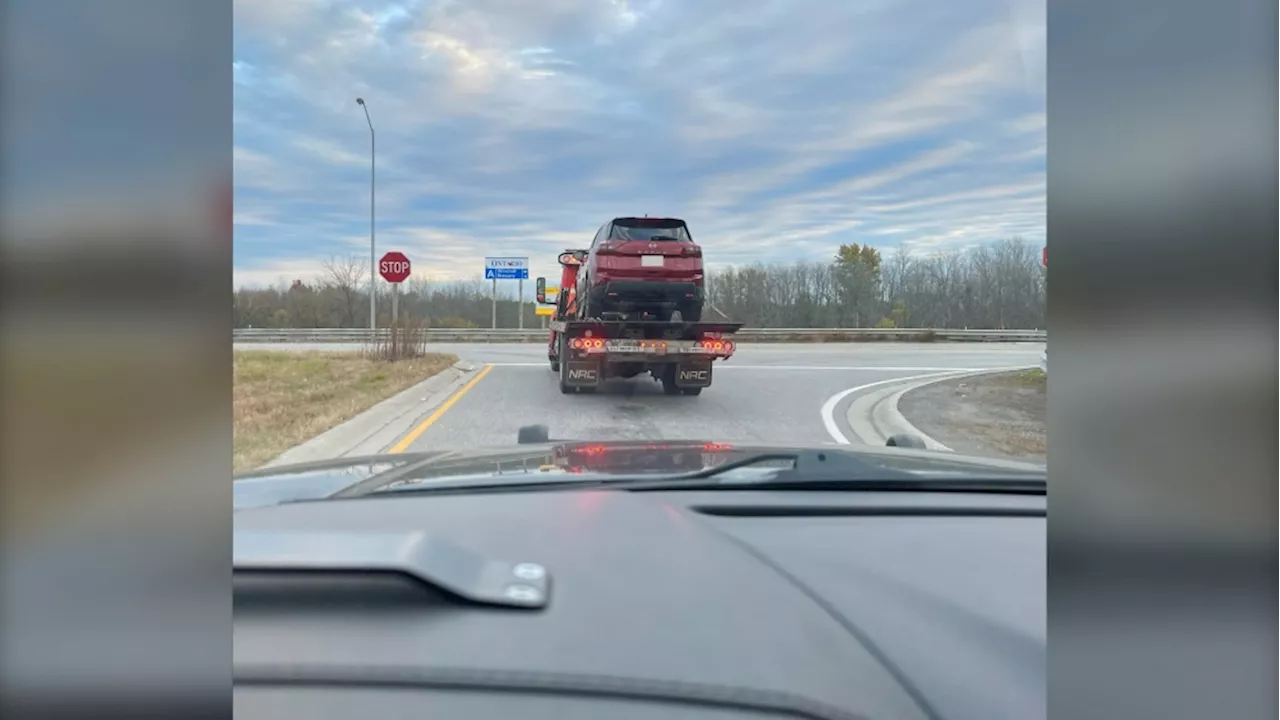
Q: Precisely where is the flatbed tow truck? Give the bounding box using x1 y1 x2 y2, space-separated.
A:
537 250 743 396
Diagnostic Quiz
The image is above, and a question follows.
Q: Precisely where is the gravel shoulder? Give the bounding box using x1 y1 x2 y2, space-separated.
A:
898 369 1046 462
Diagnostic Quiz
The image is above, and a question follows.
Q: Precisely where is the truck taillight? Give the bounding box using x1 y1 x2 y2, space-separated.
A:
570 337 605 351
698 339 734 355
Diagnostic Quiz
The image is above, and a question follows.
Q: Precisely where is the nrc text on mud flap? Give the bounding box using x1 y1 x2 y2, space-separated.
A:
678 367 712 386
567 365 598 382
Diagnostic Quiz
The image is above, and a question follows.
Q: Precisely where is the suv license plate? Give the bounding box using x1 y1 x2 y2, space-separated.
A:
640 255 664 267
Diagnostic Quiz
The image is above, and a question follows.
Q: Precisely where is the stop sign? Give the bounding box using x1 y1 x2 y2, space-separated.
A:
379 251 411 283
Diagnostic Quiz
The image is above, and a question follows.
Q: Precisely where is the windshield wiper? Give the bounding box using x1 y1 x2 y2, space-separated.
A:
368 450 1045 497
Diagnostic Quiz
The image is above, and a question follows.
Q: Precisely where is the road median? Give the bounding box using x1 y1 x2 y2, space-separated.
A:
234 350 458 473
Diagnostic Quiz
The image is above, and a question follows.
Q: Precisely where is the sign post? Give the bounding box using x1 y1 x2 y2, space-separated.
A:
483 257 529 329
379 251 411 325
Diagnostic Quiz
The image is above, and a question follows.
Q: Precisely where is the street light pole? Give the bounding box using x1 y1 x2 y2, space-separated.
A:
356 97 376 330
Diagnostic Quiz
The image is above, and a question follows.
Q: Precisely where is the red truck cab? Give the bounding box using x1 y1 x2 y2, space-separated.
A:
538 250 587 364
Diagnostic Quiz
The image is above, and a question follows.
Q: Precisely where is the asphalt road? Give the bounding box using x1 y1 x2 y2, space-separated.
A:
286 342 1045 452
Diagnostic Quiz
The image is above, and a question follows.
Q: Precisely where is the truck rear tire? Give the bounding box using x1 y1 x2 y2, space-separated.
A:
660 366 680 395
557 336 573 394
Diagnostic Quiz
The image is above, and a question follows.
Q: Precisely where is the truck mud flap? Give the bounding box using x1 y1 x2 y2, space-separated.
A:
674 361 713 388
563 360 601 387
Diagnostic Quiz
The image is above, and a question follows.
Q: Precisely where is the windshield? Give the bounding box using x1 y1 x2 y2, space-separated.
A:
231 5 1046 485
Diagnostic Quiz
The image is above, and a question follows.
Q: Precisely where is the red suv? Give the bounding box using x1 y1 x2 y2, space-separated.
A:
575 217 705 321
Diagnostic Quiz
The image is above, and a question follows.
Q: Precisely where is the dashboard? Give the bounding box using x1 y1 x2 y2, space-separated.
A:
234 486 1045 720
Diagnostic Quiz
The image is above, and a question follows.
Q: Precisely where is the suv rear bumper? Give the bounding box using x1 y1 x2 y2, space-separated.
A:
588 280 703 310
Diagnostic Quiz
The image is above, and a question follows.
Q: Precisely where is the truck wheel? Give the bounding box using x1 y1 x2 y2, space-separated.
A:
660 366 680 395
550 359 560 372
557 336 573 394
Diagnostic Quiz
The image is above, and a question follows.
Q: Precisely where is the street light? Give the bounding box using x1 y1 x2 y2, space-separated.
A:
356 97 375 330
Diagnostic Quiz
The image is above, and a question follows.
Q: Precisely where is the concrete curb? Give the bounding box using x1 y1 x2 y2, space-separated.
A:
844 372 968 448
261 359 481 469
845 367 1037 449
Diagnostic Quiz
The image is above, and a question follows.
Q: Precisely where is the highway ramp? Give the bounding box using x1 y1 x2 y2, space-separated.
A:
368 343 1045 453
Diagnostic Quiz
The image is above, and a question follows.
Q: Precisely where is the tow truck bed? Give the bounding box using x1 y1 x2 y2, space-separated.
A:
549 319 741 338
548 319 743 396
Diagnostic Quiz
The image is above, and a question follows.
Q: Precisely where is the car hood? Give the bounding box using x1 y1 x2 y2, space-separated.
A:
234 439 1045 510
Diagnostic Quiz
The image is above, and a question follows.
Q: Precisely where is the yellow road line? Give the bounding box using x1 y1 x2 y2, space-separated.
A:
389 364 494 453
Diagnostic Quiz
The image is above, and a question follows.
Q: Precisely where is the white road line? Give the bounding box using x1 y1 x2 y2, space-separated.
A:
820 370 980 445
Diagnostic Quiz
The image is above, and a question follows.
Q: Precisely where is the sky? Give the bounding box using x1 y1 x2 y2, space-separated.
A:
233 0 1045 289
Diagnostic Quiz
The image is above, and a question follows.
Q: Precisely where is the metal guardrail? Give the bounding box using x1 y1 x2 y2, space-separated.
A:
233 327 1047 343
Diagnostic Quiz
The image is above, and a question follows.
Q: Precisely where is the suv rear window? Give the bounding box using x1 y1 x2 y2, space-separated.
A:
609 218 691 242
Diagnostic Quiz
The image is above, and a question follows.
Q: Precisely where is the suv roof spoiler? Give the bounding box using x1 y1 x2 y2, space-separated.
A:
612 217 687 227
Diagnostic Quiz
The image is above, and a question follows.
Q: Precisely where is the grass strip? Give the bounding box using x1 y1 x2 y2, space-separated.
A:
234 350 457 473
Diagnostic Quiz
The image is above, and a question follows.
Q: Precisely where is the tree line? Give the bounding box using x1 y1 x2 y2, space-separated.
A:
233 237 1045 330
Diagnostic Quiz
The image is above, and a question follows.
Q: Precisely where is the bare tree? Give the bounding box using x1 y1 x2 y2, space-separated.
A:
321 254 367 327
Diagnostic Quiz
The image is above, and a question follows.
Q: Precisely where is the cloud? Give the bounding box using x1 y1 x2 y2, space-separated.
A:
233 0 1044 286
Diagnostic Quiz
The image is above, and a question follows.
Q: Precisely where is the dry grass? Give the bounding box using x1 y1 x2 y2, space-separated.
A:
364 316 431 360
898 369 1047 461
234 350 456 473
992 368 1047 391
